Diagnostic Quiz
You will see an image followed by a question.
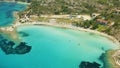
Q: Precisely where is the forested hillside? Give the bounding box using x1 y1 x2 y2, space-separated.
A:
2 0 120 15
24 0 120 15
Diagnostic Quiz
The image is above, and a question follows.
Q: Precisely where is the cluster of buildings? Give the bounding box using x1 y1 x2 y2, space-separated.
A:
68 15 91 20
96 19 114 27
19 12 115 27
91 13 115 27
69 13 115 27
19 14 30 23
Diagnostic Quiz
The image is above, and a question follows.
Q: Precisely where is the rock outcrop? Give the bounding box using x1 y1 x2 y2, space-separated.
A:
79 61 101 68
0 35 31 55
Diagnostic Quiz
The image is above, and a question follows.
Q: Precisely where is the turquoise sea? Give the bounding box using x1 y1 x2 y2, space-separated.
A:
0 2 119 68
0 2 27 26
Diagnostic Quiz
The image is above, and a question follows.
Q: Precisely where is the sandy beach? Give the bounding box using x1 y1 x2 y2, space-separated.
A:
0 27 21 43
2 19 119 47
18 1 30 5
24 21 120 46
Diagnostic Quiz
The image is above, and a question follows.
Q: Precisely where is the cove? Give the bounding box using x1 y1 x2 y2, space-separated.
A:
0 25 118 68
0 2 27 26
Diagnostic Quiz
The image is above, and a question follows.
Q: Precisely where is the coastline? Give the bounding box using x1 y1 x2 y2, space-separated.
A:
17 21 120 68
0 12 120 67
1 1 119 47
103 50 120 68
0 1 30 5
0 11 21 42
17 2 30 5
0 0 119 47
0 27 21 43
0 1 119 67
21 22 120 46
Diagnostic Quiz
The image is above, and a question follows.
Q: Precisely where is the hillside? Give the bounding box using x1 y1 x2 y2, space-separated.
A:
2 0 120 14
22 0 120 15
1 0 120 42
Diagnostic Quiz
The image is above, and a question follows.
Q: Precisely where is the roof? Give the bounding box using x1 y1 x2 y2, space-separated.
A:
96 19 108 24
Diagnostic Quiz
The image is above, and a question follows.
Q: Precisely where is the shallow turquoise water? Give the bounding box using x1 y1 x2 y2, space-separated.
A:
0 25 118 68
0 2 27 26
0 2 119 68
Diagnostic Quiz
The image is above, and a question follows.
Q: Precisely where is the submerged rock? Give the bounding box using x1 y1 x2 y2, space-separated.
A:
0 36 31 55
18 31 29 37
79 61 101 68
15 42 31 54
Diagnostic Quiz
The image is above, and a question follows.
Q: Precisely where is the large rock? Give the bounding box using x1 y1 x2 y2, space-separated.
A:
79 61 101 68
0 37 31 55
14 42 31 54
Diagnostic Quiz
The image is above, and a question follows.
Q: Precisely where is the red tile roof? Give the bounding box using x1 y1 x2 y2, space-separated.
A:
96 19 108 24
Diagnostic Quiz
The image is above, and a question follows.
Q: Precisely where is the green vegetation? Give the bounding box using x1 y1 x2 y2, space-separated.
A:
18 0 120 42
72 17 94 28
19 0 120 15
15 0 30 3
100 12 120 41
71 12 120 41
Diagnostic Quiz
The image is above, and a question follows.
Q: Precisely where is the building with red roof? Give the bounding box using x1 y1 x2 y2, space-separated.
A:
96 19 108 25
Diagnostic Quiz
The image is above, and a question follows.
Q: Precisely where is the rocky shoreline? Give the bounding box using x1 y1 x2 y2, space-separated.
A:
99 50 120 68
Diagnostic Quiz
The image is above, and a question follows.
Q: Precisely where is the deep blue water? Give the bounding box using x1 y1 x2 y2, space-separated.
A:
0 2 27 26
